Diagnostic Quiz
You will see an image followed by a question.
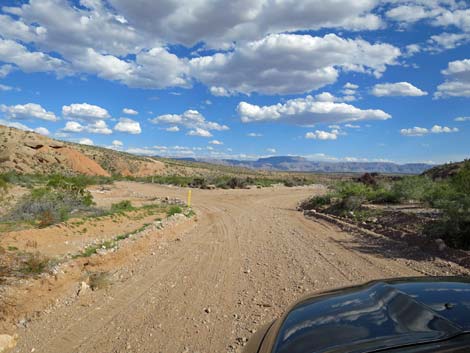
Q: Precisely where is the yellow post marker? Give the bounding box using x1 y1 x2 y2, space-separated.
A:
187 189 192 207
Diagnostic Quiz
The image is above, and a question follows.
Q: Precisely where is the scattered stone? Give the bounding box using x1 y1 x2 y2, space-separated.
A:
236 337 248 345
17 318 28 328
77 281 90 296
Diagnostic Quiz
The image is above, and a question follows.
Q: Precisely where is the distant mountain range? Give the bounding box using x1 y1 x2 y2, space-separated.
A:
175 156 434 174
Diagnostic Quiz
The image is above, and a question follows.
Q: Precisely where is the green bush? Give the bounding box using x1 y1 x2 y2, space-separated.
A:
167 206 183 216
339 195 365 212
190 178 208 189
300 195 332 210
427 161 470 249
0 175 8 192
0 172 113 189
335 181 370 199
390 176 434 202
283 180 295 187
110 200 134 213
5 184 95 227
19 252 52 275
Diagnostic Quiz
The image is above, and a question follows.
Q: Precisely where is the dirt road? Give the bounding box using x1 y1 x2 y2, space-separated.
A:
13 182 469 353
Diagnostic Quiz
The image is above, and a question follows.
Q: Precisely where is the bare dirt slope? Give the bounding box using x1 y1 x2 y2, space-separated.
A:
13 182 469 353
0 126 110 176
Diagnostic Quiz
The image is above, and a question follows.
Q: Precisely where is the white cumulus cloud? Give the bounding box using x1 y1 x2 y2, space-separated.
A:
435 58 470 98
371 82 428 97
209 86 232 97
305 130 338 140
0 38 69 75
0 119 31 131
400 127 429 137
77 137 94 145
209 139 223 145
109 0 382 48
114 117 141 134
237 95 391 125
187 127 212 137
62 121 84 133
123 108 138 115
62 103 110 121
34 127 50 136
111 140 124 149
400 125 459 136
0 103 58 121
190 33 400 95
150 110 229 133
85 120 113 135
63 120 112 134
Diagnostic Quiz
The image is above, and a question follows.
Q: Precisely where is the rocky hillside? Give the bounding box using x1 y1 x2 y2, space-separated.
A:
69 142 165 177
0 126 110 176
0 125 165 177
422 160 469 180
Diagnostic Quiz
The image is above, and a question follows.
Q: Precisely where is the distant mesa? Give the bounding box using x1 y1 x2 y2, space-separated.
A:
178 155 434 174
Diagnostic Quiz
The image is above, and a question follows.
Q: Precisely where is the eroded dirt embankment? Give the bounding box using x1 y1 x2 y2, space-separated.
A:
4 182 470 353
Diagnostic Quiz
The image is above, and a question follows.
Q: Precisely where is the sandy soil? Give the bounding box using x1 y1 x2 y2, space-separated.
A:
9 181 470 353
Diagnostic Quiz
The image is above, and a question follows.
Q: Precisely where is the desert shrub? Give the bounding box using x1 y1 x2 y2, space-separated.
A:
366 183 400 204
283 180 295 187
426 161 470 249
144 175 192 187
110 200 134 213
334 181 402 204
253 178 277 187
338 195 365 212
0 172 113 190
167 205 183 216
89 272 111 290
299 195 332 210
18 252 52 275
302 181 399 214
190 177 208 189
46 174 95 207
38 210 55 228
285 177 312 187
335 181 370 199
390 176 434 202
6 184 95 226
0 174 8 192
0 172 48 188
226 177 248 189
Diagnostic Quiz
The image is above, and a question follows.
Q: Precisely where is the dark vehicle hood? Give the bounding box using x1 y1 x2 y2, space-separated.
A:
271 277 470 353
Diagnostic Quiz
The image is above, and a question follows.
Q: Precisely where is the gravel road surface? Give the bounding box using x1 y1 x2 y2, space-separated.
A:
14 182 468 353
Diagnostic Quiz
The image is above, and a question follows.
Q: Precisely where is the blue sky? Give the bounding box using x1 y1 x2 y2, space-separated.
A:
0 0 469 164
